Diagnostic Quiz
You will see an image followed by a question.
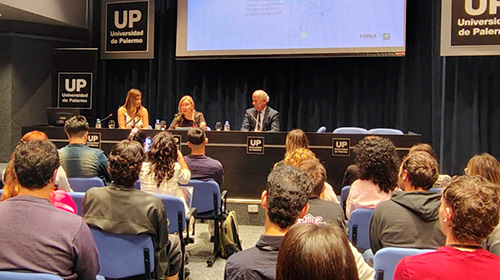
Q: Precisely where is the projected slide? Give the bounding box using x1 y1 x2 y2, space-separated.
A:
185 0 405 51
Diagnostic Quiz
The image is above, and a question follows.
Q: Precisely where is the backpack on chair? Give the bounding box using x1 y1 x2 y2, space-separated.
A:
218 210 242 259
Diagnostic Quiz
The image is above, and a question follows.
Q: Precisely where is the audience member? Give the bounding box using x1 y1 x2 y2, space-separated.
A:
224 165 374 280
285 129 309 156
394 175 500 279
0 140 99 278
370 151 445 253
346 136 400 218
169 95 207 130
140 131 191 212
59 115 110 184
2 131 77 214
463 153 500 257
118 88 150 129
276 223 359 280
241 90 280 132
464 153 500 185
297 159 345 228
128 127 148 147
341 164 360 188
2 131 71 195
409 143 451 188
283 148 339 203
184 127 224 187
84 140 182 280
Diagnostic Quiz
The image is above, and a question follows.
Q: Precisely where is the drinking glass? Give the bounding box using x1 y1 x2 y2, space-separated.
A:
108 120 115 129
160 120 167 130
215 122 223 131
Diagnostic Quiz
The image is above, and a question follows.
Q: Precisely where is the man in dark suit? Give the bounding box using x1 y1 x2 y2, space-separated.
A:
241 90 280 132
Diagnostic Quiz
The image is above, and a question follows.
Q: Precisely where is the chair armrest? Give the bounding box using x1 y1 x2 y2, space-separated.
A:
221 190 228 211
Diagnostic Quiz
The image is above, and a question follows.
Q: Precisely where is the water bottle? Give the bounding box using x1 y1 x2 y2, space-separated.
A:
224 121 230 131
95 118 101 128
154 119 161 130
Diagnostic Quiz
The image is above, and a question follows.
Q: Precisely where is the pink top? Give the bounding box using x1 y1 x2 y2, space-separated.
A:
346 179 393 219
50 190 77 214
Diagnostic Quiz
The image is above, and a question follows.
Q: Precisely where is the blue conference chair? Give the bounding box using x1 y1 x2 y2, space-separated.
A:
68 177 105 192
90 228 155 280
155 194 194 280
134 180 141 190
348 208 374 251
333 127 368 134
180 180 227 266
68 192 85 216
340 185 351 216
373 247 435 280
0 272 63 280
368 128 404 135
316 126 327 133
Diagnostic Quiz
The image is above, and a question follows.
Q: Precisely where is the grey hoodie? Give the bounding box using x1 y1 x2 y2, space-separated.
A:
369 190 446 253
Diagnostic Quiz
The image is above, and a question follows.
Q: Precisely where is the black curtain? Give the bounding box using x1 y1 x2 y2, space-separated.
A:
91 0 500 177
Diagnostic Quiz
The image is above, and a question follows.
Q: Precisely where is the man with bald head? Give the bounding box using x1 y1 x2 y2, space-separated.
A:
241 90 280 132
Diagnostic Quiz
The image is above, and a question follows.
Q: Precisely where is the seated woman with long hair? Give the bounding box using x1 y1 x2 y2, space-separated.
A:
139 132 191 212
168 95 207 130
1 131 76 214
276 223 359 280
464 153 500 257
118 88 149 129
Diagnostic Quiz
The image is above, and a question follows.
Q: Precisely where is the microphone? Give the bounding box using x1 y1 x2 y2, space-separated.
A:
245 112 258 122
100 113 113 122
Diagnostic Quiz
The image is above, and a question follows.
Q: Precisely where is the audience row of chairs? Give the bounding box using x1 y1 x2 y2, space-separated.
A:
317 126 404 135
340 184 441 279
40 178 224 279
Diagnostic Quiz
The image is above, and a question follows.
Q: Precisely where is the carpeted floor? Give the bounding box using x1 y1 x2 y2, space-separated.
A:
187 222 264 280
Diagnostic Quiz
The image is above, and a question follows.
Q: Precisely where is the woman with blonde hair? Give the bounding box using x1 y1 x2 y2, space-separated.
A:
283 148 339 203
168 95 207 130
118 88 149 129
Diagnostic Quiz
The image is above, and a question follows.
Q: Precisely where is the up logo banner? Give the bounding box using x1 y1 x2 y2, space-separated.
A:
57 73 93 109
87 132 102 149
247 136 265 155
332 138 350 157
451 0 500 46
441 0 500 55
102 0 155 59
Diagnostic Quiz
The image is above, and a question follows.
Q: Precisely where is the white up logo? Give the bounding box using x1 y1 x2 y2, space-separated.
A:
114 10 142 28
250 139 262 146
65 79 87 92
465 0 500 15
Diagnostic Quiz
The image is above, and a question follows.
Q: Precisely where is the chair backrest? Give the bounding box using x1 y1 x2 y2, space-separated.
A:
90 228 154 279
316 126 327 133
429 187 442 193
0 272 63 280
155 194 186 234
182 180 221 215
348 208 374 251
333 127 368 134
373 247 435 280
134 180 141 190
68 192 85 216
368 128 404 135
340 185 351 214
68 177 105 192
